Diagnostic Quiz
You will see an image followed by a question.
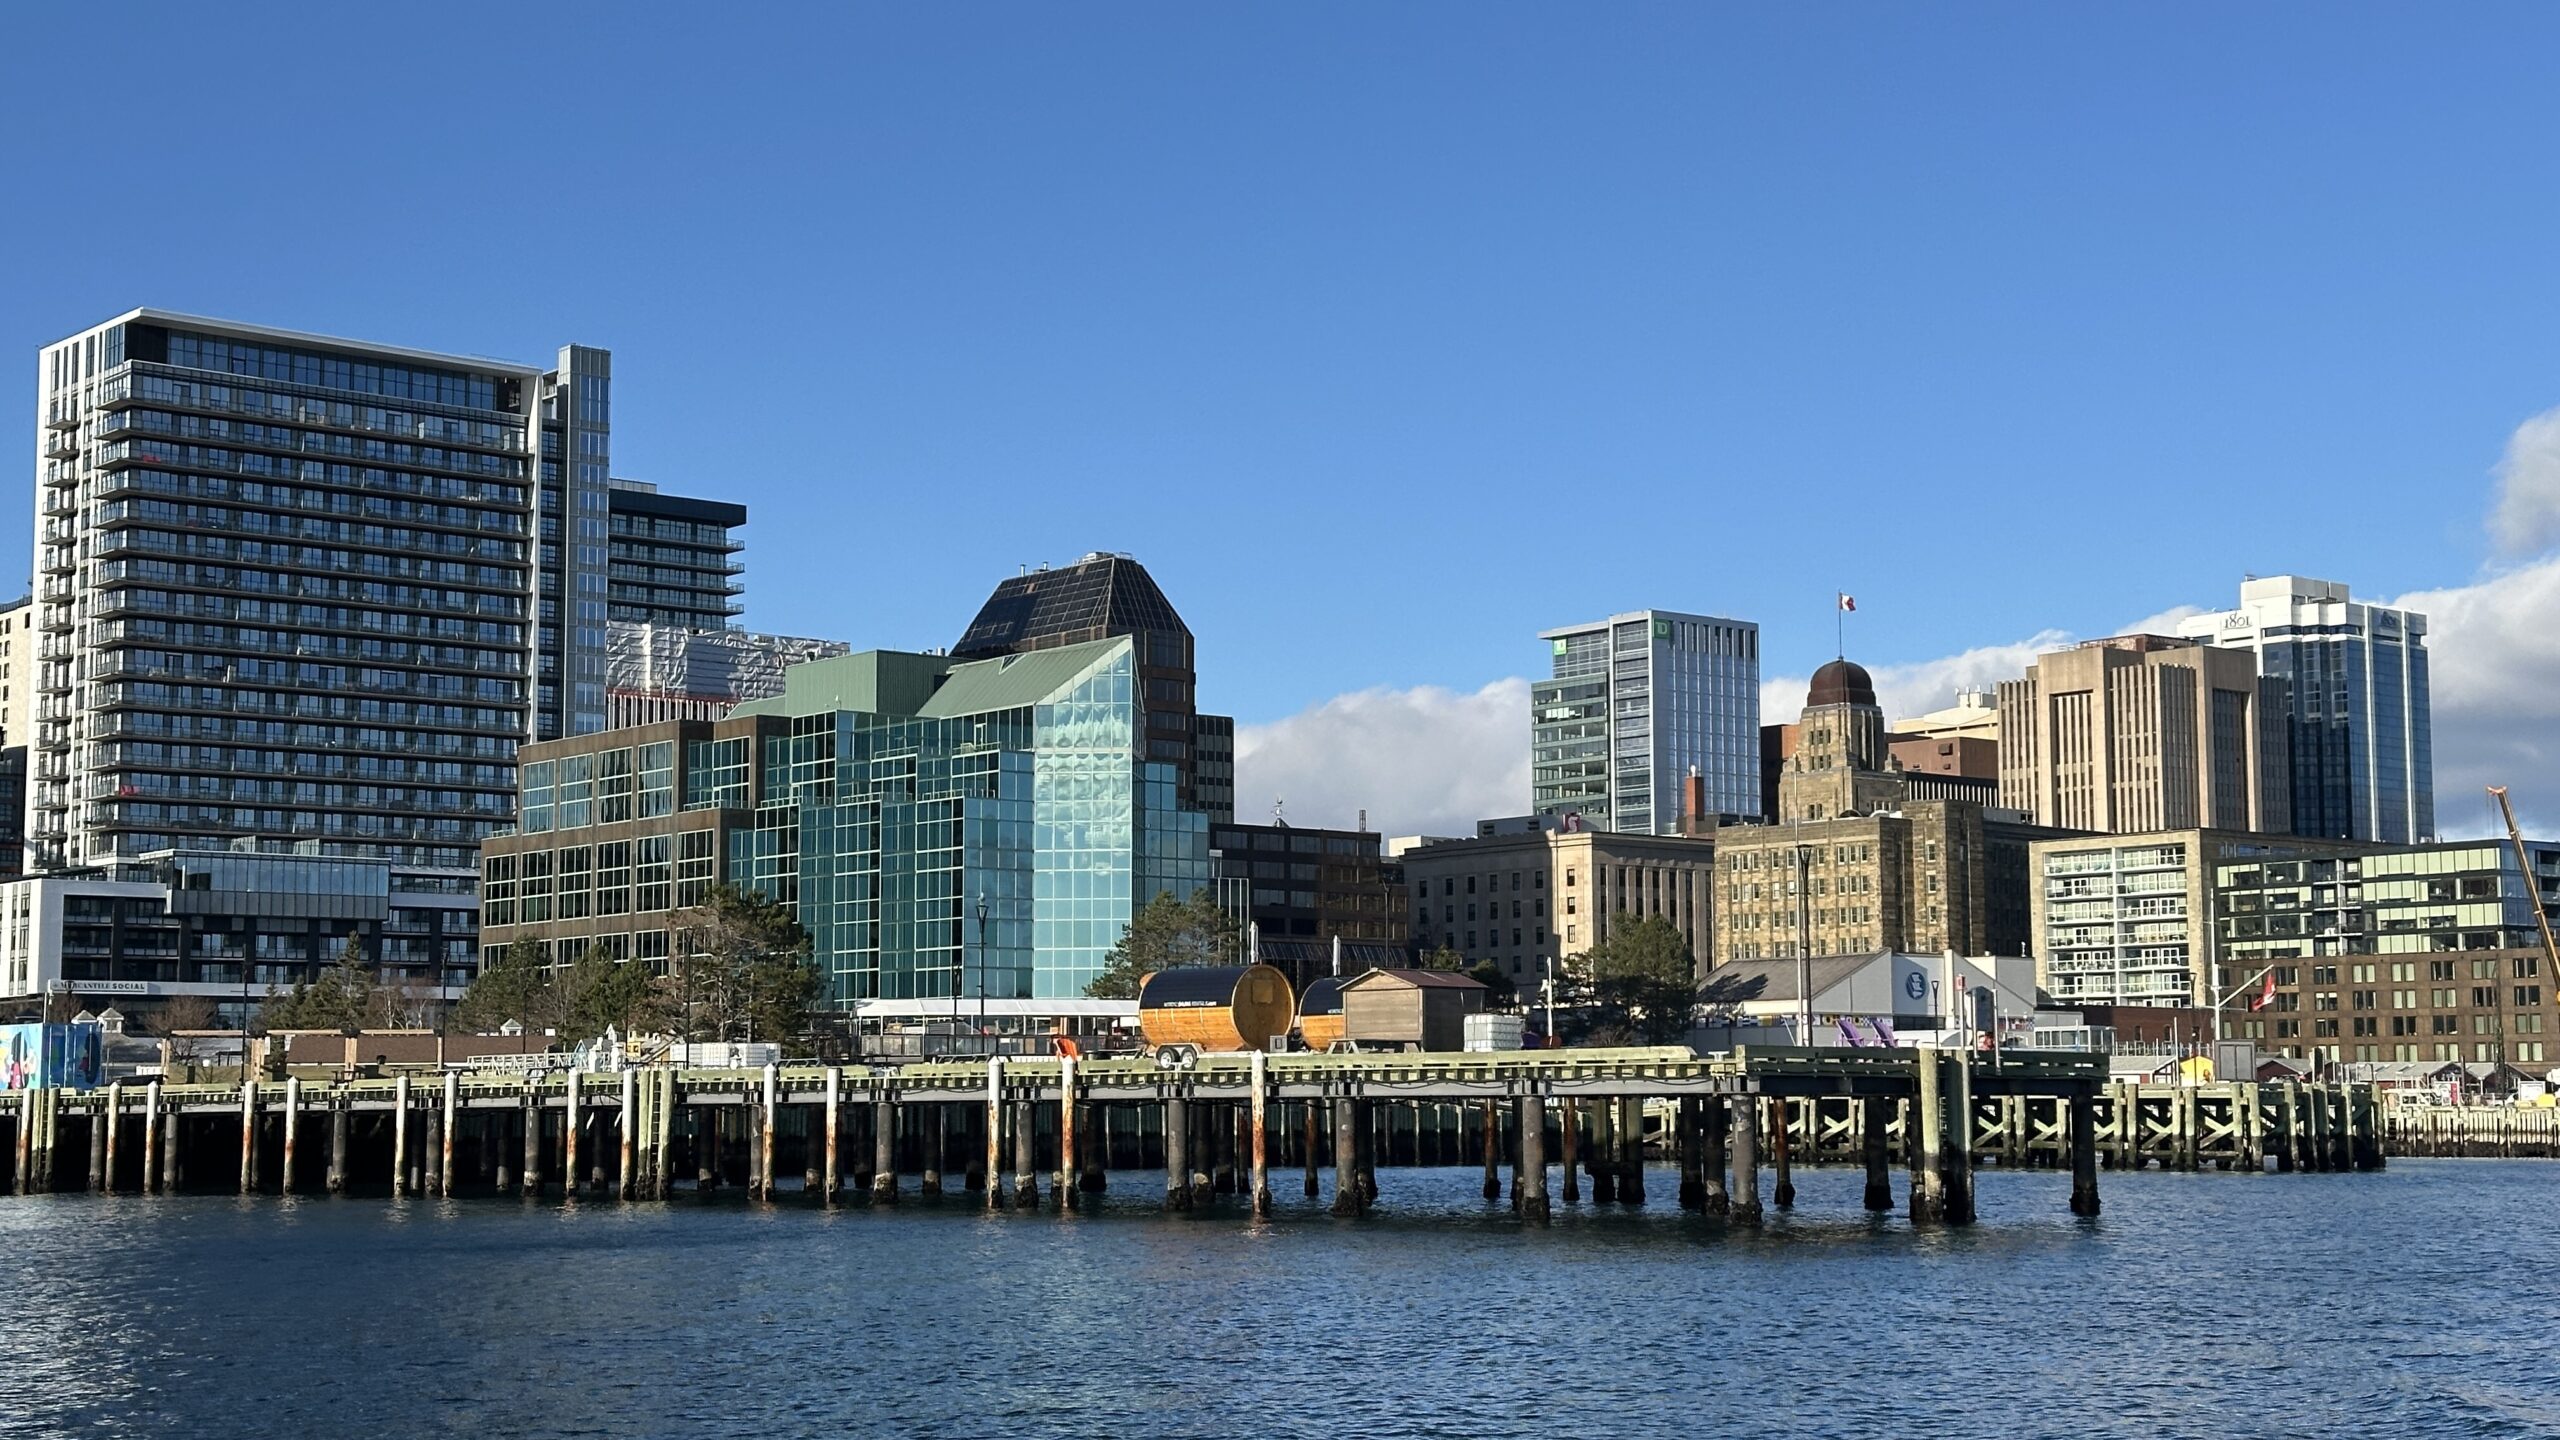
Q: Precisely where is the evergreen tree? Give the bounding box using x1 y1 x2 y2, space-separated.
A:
1085 890 1243 999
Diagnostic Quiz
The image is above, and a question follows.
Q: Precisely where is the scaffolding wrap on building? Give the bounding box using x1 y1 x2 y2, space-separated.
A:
604 623 851 727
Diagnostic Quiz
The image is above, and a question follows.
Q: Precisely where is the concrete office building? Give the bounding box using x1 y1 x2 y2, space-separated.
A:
1396 828 1717 991
1997 635 2290 836
2177 576 2435 843
30 309 745 870
952 553 1234 824
1533 609 1760 835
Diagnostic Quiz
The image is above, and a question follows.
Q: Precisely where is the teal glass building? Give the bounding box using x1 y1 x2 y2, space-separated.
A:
482 635 1211 1008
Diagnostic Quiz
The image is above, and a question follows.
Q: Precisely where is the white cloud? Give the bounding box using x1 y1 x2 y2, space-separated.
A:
2490 405 2560 556
2390 556 2560 836
1233 678 1529 838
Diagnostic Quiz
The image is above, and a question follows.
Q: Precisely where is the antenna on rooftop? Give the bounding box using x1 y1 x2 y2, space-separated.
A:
1272 797 1286 828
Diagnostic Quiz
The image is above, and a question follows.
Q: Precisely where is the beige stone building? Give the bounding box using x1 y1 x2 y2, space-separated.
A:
1997 635 2289 835
1716 660 1990 965
1397 828 1716 988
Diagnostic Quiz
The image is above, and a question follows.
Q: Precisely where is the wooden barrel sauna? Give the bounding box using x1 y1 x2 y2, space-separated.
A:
1137 964 1297 1053
1296 976 1347 1052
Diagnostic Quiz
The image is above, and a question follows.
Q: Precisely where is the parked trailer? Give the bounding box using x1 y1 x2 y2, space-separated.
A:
1137 965 1297 1053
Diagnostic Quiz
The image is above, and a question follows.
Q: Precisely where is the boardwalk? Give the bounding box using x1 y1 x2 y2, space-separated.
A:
0 1047 2386 1224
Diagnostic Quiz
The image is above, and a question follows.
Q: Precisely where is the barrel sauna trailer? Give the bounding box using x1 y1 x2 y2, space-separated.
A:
1296 976 1347 1051
1136 965 1298 1052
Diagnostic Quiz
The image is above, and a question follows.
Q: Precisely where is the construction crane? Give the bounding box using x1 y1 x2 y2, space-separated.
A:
2486 787 2560 1093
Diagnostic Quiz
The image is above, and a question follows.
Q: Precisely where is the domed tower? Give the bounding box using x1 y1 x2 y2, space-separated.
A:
1778 658 1900 820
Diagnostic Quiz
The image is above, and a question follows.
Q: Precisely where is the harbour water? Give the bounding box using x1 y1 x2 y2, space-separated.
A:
1 1160 2552 1439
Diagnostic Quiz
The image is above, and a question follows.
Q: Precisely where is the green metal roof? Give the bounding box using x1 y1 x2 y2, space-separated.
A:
728 650 953 720
916 635 1129 719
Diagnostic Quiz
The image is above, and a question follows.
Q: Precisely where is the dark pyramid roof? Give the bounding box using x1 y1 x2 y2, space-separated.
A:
952 553 1192 660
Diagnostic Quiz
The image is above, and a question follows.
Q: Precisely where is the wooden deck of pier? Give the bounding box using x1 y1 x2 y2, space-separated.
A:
0 1047 2385 1224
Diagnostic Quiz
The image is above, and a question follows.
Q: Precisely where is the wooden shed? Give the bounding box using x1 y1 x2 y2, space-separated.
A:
1136 965 1296 1052
1296 977 1347 1051
1339 968 1489 1053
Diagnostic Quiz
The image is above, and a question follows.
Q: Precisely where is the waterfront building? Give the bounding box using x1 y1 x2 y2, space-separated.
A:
0 846 479 1029
29 309 747 870
2177 575 2435 843
2223 946 2554 1069
1532 609 1760 835
1208 821 1409 989
1395 828 1716 989
603 622 850 728
952 553 1233 823
1693 950 2042 1046
1997 635 2291 836
1719 660 2069 966
480 638 1211 1007
2029 828 2373 1009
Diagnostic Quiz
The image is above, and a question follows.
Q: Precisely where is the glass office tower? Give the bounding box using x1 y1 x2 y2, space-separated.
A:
1532 609 1761 833
2179 576 2434 844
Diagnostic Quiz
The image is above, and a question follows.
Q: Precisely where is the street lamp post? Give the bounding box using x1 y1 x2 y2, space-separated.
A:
1542 954 1556 1047
974 893 990 1049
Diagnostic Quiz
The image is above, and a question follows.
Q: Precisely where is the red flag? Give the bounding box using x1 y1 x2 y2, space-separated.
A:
2246 973 2276 1011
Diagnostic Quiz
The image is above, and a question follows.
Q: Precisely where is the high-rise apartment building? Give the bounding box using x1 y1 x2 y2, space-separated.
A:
31 309 742 871
604 481 745 633
952 553 1234 823
1998 635 2291 836
1532 609 1760 835
2177 576 2434 844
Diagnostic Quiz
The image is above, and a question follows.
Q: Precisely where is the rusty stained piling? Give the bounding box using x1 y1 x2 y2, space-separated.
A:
238 1079 258 1195
392 1074 411 1197
1479 1100 1501 1202
982 1059 1008 1211
872 1099 899 1205
565 1074 583 1199
821 1067 841 1206
1012 1098 1039 1211
919 1105 944 1199
142 1080 162 1195
1248 1051 1272 1218
1328 1097 1363 1217
619 1070 639 1200
1301 1100 1320 1199
438 1071 459 1199
280 1077 300 1194
1057 1058 1080 1208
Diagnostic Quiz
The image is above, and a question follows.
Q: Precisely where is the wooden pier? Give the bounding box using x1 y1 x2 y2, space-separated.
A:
0 1047 2387 1222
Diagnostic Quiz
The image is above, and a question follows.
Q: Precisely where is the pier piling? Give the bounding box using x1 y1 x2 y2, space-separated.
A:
143 1080 162 1195
1700 1096 1729 1216
392 1074 410 1197
872 1098 898 1205
1166 1095 1193 1212
238 1080 257 1196
2068 1090 2100 1216
1249 1052 1272 1217
281 1077 300 1194
1329 1098 1362 1217
1911 1047 1945 1223
329 1101 348 1194
1728 1093 1762 1224
1861 1096 1893 1211
1560 1101 1581 1205
1772 1098 1796 1210
1519 1095 1549 1223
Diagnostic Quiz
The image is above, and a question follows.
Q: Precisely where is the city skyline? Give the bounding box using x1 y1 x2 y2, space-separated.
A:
7 9 2560 841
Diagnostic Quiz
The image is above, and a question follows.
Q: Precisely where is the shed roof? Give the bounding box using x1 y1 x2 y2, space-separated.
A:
1341 967 1486 992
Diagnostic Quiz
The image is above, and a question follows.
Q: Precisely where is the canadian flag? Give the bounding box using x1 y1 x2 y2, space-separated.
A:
1838 594 1856 612
2246 972 2276 1011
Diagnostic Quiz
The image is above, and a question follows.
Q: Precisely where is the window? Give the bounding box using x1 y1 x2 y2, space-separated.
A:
597 841 631 917
556 846 591 921
598 747 634 823
636 835 673 912
677 829 717 908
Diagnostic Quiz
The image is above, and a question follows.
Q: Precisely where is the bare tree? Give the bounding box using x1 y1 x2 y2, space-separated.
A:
154 995 218 1034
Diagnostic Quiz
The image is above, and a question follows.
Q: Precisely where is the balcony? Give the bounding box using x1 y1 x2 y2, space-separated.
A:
43 431 78 460
41 486 77 517
44 399 77 431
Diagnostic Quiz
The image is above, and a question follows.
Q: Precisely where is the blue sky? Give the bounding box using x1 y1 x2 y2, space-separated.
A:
7 5 2560 827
